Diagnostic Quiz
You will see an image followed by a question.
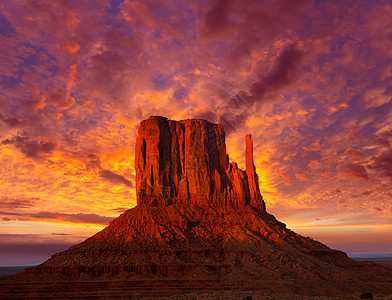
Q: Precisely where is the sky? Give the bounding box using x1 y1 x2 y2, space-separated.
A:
0 0 391 266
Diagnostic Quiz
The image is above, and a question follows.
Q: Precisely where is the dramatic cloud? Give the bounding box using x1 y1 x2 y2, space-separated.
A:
99 170 133 187
370 148 392 180
295 173 310 182
1 135 57 158
0 196 38 209
1 0 392 257
1 210 113 225
243 45 304 104
337 163 369 181
1 116 23 127
30 211 113 224
344 148 367 160
201 0 234 37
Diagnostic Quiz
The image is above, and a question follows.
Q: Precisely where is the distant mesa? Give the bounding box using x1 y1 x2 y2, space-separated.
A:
135 116 265 209
1 116 392 298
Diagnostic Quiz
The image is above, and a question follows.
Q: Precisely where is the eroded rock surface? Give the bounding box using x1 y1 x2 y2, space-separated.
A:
135 116 265 209
3 116 392 299
5 205 391 298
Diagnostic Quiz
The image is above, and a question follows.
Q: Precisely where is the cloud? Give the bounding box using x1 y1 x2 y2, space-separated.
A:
109 207 129 214
373 137 390 148
51 233 71 236
201 0 234 37
86 50 130 104
1 116 23 127
308 160 321 169
44 64 77 110
45 88 75 110
214 92 253 134
30 211 113 224
211 45 304 133
369 148 392 180
22 97 46 112
344 147 367 160
0 196 37 209
337 162 369 181
0 233 40 239
373 129 392 148
295 173 310 181
324 188 342 196
0 210 113 225
61 42 80 54
242 45 304 104
99 170 133 187
1 0 392 255
1 135 57 159
0 12 15 37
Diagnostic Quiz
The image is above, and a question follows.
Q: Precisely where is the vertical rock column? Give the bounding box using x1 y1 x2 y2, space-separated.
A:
135 116 265 210
135 116 174 206
245 134 265 210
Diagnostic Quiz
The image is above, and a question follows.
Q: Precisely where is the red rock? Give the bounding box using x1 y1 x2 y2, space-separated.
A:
135 116 265 209
3 116 392 298
225 162 249 207
10 204 391 297
245 134 265 210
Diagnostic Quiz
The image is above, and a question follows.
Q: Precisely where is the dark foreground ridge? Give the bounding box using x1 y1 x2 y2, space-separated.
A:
1 116 391 299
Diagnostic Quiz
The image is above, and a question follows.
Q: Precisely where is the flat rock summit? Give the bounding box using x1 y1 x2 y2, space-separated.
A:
135 116 264 209
1 116 392 299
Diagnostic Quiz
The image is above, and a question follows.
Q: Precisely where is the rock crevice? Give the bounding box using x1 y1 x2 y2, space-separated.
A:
135 116 265 209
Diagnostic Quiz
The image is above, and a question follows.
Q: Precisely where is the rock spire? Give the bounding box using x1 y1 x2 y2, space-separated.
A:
135 116 265 209
5 115 392 298
245 134 265 210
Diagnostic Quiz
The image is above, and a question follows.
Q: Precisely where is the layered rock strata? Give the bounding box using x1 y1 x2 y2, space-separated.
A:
135 116 265 209
21 204 381 281
3 116 392 298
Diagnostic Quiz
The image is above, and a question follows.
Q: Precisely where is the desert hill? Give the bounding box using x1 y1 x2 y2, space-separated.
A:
1 116 391 299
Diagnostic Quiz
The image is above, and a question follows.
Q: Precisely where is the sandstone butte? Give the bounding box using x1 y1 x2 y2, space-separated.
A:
1 116 391 299
135 116 264 209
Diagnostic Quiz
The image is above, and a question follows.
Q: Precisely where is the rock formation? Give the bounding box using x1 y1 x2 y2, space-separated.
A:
135 116 265 209
2 116 392 298
245 133 265 210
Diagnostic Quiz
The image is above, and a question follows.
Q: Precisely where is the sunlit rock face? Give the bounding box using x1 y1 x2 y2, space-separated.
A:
6 116 392 298
245 134 265 210
135 116 265 209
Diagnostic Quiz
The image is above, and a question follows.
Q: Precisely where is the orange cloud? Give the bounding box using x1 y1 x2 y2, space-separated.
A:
65 11 79 27
279 171 289 179
61 42 80 54
296 109 308 115
303 142 320 151
337 163 369 181
308 160 321 169
344 147 366 160
2 0 392 258
67 64 77 91
295 173 310 181
23 96 46 112
45 64 77 110
1 210 113 225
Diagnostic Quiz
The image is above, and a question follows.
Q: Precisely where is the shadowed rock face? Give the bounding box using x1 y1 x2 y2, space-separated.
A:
135 116 265 209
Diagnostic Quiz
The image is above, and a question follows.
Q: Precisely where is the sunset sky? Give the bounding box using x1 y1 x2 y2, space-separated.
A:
1 0 392 266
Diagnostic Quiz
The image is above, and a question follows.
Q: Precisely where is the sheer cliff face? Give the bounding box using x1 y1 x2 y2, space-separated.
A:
135 116 265 209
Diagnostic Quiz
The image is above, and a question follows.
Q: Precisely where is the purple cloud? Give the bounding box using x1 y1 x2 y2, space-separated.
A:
99 170 133 187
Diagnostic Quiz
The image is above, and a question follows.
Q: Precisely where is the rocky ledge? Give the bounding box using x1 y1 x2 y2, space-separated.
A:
2 116 392 299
